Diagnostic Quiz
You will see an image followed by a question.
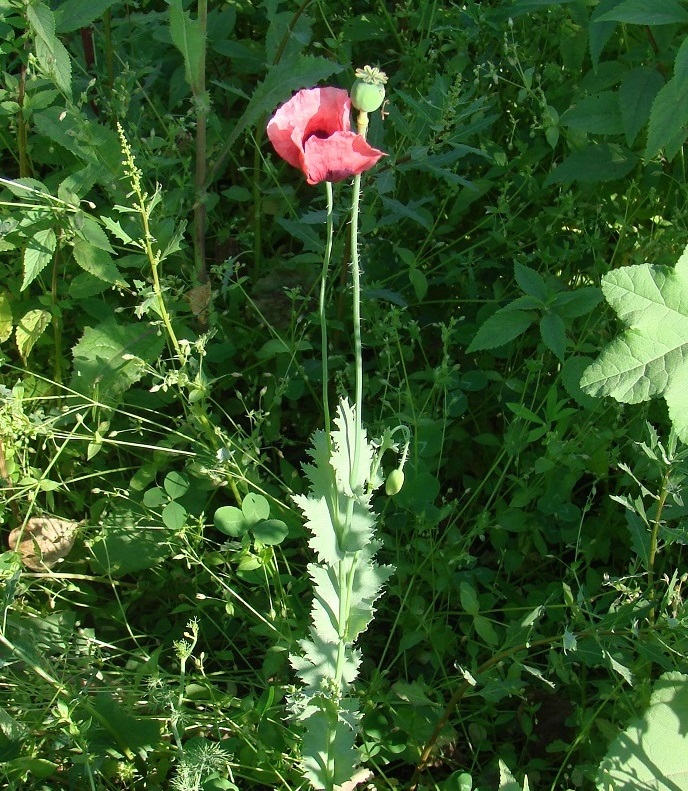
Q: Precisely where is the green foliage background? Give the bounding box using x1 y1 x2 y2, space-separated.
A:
1 0 688 789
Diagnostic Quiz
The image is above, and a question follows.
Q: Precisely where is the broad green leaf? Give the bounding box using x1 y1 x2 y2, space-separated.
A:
474 614 499 646
545 143 636 186
241 492 270 525
54 0 119 34
89 512 170 575
15 309 51 362
589 0 622 69
252 519 288 546
34 26 72 98
22 227 56 291
597 672 688 790
169 0 205 91
409 268 428 301
514 263 547 301
72 238 127 286
499 760 530 791
597 0 688 25
551 287 604 318
619 66 664 146
26 2 55 48
540 312 566 361
0 291 12 343
75 214 115 253
580 247 688 442
70 317 164 400
466 308 536 353
646 38 688 160
561 91 623 135
214 506 249 537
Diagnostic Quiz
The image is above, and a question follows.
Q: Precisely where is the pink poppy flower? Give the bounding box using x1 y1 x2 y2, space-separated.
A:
267 87 385 185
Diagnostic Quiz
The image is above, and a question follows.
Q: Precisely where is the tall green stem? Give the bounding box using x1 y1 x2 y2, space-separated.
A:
193 0 208 286
321 181 334 437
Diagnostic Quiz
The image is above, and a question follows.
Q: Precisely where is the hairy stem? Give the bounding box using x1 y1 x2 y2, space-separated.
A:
321 181 334 437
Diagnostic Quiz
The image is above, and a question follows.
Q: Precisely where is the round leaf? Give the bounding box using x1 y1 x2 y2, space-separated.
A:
162 501 187 531
251 519 288 546
241 492 270 525
214 506 249 537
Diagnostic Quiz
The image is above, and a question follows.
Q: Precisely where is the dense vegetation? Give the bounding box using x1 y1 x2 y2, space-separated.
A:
1 1 688 789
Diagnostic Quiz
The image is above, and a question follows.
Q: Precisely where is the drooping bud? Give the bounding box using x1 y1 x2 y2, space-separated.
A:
385 468 405 496
351 65 388 113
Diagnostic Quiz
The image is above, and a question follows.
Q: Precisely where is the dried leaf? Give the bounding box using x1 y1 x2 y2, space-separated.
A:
8 516 79 570
185 282 212 322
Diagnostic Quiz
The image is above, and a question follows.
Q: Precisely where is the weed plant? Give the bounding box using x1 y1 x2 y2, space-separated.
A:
1 1 688 790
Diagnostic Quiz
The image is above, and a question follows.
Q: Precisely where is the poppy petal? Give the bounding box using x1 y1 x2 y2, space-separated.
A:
303 132 385 185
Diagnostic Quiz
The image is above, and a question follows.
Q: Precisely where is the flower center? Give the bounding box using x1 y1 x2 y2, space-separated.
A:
304 128 330 143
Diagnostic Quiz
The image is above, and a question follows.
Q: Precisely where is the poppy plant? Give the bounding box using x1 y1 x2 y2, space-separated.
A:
267 87 385 185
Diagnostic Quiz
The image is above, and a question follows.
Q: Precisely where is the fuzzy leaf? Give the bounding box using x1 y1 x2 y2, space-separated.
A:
597 672 688 790
299 700 360 791
580 246 688 442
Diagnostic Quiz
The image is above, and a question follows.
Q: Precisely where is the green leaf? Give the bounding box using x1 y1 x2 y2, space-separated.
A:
162 501 187 531
580 247 688 442
28 2 72 97
474 614 499 646
22 227 56 291
460 581 480 616
466 308 536 353
72 238 127 286
0 291 13 343
70 317 164 401
54 0 119 34
551 287 604 318
589 0 621 69
15 309 51 362
597 0 688 25
169 0 205 91
646 38 688 160
540 312 566 361
252 519 288 546
214 506 249 537
597 672 688 790
619 66 664 146
164 471 189 500
545 143 636 186
241 492 270 525
561 91 623 135
409 268 428 301
514 263 547 301
499 759 530 791
90 692 160 754
89 511 171 575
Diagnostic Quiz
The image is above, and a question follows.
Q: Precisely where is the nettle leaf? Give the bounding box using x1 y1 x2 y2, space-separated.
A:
545 143 637 186
70 317 164 401
55 0 120 34
15 309 51 362
72 238 127 286
619 66 664 147
597 672 688 790
0 291 13 343
561 90 623 135
646 37 688 161
22 227 57 291
467 308 536 353
597 0 688 25
580 245 688 442
28 3 72 97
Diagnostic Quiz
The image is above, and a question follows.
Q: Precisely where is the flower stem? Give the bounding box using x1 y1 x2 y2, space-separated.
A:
321 181 334 437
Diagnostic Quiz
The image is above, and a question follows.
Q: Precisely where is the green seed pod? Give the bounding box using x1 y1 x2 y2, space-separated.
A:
351 79 385 113
385 468 405 496
351 65 388 113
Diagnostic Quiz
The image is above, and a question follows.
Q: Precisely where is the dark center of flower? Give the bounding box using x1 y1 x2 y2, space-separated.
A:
304 129 330 143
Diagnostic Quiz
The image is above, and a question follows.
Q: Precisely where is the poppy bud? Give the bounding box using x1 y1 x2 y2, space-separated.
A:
385 468 404 496
351 65 387 113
